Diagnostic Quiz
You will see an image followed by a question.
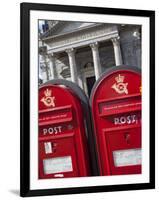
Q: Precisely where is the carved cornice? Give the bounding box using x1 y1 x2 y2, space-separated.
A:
43 23 101 41
46 25 119 54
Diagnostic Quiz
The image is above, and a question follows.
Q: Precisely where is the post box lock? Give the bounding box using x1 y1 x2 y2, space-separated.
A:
124 133 131 144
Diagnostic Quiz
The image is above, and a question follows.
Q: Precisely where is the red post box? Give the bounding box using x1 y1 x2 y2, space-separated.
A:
90 66 141 176
38 80 92 179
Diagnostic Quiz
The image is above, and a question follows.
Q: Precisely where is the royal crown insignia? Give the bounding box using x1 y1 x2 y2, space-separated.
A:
112 74 128 94
41 88 55 107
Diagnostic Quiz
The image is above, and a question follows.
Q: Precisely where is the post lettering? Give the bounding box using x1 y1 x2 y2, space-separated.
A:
42 126 63 135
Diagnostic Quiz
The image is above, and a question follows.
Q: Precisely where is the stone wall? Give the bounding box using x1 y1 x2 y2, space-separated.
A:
99 41 115 72
120 25 141 68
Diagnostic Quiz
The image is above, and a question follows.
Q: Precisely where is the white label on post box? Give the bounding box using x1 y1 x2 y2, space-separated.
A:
44 142 52 154
43 156 73 174
113 148 142 167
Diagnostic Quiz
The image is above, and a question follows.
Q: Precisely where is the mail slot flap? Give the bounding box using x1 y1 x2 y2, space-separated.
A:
98 94 141 117
39 105 73 126
39 132 74 142
104 127 141 164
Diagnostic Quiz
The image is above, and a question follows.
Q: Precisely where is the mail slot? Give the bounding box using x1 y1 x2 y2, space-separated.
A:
90 66 141 176
39 80 96 179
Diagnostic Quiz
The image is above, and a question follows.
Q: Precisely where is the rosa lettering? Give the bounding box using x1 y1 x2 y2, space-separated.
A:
114 115 138 125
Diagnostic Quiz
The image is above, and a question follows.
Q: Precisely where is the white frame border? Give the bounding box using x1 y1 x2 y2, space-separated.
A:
30 10 150 190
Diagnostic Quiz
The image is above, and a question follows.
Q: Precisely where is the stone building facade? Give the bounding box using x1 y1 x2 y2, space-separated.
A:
39 21 141 96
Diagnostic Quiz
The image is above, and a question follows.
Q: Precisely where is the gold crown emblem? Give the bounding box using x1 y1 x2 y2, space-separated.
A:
112 74 128 95
41 88 56 107
115 74 124 83
44 89 51 97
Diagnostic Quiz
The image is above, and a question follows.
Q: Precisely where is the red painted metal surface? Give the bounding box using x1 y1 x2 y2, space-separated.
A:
91 67 141 176
39 84 90 179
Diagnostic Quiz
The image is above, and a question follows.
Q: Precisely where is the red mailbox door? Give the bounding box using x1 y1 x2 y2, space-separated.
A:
91 66 141 176
39 84 90 179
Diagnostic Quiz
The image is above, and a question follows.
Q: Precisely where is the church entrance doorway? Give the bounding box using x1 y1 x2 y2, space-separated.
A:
86 76 96 96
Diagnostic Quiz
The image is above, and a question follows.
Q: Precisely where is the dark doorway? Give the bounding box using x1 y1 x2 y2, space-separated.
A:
86 76 96 96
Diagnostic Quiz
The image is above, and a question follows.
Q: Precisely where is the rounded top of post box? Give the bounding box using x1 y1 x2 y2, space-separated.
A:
90 65 141 105
39 84 75 111
39 80 88 111
42 79 89 108
39 79 92 139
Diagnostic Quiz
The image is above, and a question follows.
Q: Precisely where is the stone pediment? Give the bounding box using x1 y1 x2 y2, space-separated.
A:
42 21 119 54
42 21 98 39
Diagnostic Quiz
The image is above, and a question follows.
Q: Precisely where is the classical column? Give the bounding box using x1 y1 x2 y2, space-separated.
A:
90 42 102 80
41 54 49 81
66 48 78 83
78 74 84 89
48 53 57 79
111 37 123 66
